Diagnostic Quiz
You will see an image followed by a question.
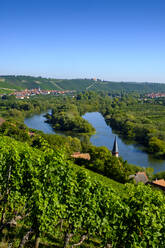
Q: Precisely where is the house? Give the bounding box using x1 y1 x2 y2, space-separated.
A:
71 152 90 160
129 172 149 184
149 179 165 191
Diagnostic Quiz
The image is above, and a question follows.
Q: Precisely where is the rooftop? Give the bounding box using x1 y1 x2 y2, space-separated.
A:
152 179 165 187
129 172 149 184
71 152 90 160
112 136 119 154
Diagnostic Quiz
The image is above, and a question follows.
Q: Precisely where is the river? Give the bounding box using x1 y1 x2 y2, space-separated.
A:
24 111 165 173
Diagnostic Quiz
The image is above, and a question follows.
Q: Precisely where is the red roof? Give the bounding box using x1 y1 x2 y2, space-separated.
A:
71 152 90 160
153 179 165 187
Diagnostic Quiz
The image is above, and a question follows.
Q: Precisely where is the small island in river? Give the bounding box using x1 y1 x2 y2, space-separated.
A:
45 104 95 135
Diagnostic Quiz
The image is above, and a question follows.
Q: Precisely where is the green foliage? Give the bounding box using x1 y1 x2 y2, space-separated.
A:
75 145 142 183
0 136 165 247
0 95 57 121
152 171 165 180
2 75 165 93
122 183 165 247
47 104 95 134
1 89 165 246
148 137 165 156
42 133 82 155
105 97 165 158
0 122 30 142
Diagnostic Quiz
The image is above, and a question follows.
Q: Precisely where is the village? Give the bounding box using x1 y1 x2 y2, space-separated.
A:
8 87 75 99
146 92 165 98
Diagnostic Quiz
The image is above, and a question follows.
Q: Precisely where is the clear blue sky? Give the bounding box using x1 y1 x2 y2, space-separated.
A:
1 0 165 82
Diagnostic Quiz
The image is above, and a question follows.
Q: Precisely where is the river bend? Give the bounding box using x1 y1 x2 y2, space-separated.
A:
24 111 165 173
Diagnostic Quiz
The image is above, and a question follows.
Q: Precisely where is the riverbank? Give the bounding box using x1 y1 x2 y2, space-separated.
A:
25 111 165 173
103 99 165 159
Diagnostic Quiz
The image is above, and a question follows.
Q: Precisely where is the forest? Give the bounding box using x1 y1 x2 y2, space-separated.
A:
0 92 165 247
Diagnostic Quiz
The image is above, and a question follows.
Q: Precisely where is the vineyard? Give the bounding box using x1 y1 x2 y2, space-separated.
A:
0 136 165 247
1 75 165 93
0 93 165 246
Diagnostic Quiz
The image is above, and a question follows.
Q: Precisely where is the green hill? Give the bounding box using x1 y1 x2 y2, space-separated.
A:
1 75 165 93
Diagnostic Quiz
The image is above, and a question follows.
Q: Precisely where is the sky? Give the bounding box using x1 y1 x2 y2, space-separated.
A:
1 0 165 82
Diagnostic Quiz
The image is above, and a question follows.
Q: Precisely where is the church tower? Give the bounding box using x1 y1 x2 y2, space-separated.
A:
112 136 119 157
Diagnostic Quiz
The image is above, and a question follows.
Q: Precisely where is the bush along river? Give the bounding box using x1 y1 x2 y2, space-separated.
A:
24 111 165 173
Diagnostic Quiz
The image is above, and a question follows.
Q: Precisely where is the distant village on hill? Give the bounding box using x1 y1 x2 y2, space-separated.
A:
146 92 165 98
2 87 165 100
2 88 75 99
